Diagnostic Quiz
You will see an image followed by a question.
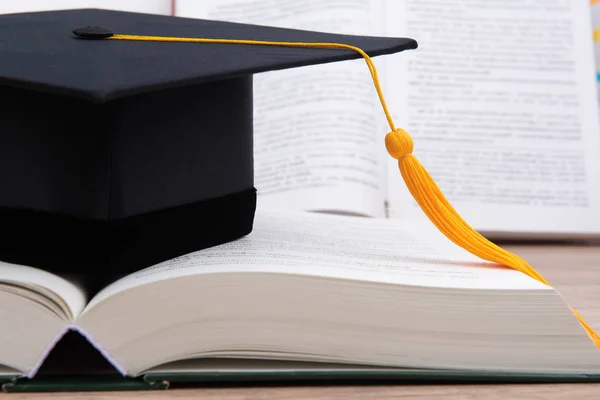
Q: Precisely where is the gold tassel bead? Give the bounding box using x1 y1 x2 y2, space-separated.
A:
385 128 414 160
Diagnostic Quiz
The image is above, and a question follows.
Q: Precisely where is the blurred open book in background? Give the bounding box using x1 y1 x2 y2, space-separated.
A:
175 0 600 240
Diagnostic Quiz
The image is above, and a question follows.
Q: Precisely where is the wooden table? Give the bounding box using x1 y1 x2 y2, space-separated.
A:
4 244 600 399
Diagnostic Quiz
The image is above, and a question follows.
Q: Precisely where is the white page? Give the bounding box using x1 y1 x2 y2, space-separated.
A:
384 0 600 236
0 0 171 14
0 364 19 377
85 209 548 311
0 261 86 319
176 0 389 217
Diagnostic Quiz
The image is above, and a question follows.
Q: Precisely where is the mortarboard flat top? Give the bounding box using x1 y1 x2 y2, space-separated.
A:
0 8 417 102
0 8 417 277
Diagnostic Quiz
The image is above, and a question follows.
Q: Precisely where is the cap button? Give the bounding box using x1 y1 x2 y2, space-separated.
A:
73 26 114 39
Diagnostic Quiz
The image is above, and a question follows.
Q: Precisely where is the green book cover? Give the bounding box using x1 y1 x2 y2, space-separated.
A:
4 361 600 393
2 378 167 393
142 359 600 386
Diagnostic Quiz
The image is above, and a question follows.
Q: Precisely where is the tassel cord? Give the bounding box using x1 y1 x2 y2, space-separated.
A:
110 34 397 132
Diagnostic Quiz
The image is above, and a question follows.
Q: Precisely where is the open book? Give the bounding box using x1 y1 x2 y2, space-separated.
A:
175 0 600 239
1 209 599 384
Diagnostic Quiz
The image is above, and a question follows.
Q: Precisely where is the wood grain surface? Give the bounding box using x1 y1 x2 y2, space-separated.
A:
3 244 600 399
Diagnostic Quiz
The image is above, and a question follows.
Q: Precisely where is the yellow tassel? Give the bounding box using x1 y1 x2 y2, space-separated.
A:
385 129 549 282
99 31 600 349
386 128 599 346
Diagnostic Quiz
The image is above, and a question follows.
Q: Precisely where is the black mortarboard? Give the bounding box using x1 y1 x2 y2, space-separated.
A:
0 8 417 276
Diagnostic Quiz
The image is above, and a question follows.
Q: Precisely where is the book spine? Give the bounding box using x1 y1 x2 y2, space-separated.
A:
68 325 127 377
27 324 127 379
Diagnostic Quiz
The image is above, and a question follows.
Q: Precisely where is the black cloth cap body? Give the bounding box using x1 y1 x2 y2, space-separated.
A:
0 8 417 276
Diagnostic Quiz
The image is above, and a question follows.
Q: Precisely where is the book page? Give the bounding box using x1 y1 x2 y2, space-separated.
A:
0 0 171 14
0 261 86 320
175 0 389 217
85 209 548 311
384 0 600 236
0 364 19 377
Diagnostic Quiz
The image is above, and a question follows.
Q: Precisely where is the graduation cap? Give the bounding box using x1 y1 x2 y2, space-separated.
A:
0 8 417 276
